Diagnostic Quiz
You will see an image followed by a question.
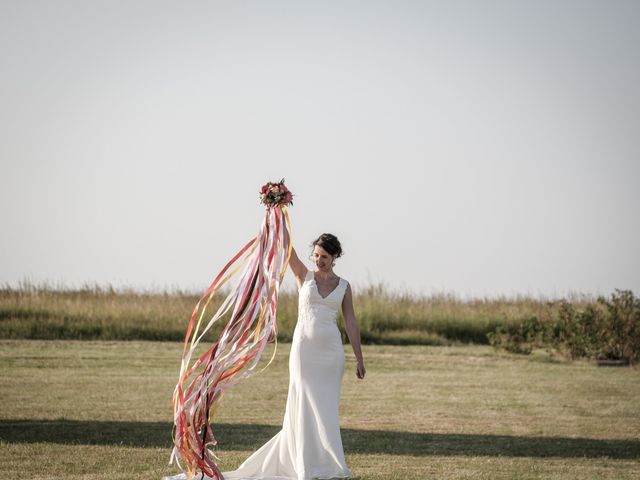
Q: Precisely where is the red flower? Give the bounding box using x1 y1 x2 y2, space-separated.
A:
259 179 294 208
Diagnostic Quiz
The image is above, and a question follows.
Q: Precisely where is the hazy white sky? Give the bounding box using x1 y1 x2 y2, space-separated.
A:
1 0 639 299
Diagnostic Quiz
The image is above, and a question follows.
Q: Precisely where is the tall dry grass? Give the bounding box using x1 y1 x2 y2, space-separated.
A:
0 279 599 345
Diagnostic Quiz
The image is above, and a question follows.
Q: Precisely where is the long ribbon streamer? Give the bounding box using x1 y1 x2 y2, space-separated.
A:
168 203 292 480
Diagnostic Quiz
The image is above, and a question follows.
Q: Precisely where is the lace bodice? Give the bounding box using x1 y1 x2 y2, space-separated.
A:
297 270 348 324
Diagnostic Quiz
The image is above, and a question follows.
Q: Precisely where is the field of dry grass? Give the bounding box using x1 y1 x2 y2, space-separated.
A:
0 281 599 345
1 339 638 479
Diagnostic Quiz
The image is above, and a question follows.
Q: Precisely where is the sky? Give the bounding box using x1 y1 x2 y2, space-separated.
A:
1 0 639 299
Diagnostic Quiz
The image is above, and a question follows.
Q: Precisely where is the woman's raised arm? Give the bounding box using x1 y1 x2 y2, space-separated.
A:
288 246 309 290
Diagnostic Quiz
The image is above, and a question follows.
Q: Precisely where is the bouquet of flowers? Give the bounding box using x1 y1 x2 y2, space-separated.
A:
260 178 294 207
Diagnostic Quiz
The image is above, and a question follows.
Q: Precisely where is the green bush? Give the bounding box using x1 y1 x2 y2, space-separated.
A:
489 289 640 365
487 316 548 355
588 289 637 362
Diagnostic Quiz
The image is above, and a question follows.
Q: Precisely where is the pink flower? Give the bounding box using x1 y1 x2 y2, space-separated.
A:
259 179 293 207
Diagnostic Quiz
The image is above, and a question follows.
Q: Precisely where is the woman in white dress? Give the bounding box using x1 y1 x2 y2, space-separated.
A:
164 233 365 480
223 233 366 480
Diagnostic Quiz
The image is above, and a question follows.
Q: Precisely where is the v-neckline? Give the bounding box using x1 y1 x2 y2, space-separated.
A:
312 272 341 300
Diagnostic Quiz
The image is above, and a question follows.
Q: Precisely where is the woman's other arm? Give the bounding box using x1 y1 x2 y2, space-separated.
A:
342 283 366 379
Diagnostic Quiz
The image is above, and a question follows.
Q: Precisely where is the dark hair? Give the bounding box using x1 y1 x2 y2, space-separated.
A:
310 233 343 258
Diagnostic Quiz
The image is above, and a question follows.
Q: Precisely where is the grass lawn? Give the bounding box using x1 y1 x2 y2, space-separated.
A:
0 340 639 479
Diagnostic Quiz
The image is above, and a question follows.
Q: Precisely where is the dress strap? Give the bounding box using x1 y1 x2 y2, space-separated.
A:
339 277 349 295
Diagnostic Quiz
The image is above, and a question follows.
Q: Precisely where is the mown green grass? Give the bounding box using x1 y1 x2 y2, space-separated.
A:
0 340 638 479
0 281 597 345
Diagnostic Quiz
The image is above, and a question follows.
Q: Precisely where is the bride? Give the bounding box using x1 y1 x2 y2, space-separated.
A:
165 233 365 480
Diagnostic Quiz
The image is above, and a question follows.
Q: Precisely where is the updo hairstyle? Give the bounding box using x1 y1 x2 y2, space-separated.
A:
310 233 343 259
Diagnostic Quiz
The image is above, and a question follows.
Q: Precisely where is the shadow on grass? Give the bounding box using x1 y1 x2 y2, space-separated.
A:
1 419 639 459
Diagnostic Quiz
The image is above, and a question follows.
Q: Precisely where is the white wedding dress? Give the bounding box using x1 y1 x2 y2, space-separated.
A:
164 269 352 480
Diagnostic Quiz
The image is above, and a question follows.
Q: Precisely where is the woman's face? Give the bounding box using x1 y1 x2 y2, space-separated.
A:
312 245 334 271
